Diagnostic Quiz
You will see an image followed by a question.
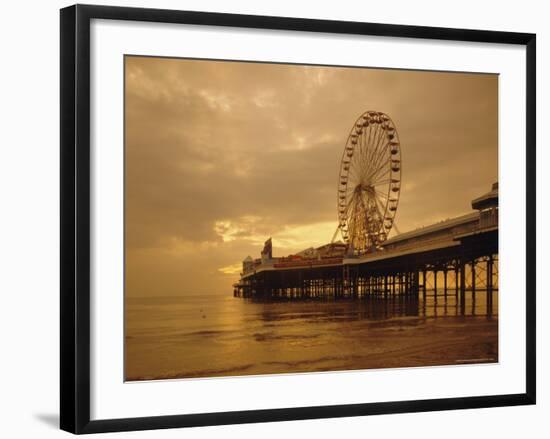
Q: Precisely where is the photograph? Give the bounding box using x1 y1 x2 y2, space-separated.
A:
124 55 499 382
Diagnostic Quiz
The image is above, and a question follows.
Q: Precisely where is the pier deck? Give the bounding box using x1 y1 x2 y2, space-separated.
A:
234 204 498 314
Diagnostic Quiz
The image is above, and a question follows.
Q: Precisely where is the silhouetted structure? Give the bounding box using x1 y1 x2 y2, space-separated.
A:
234 184 498 315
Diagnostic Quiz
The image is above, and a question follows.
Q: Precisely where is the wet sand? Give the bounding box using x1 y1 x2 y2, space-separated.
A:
125 292 497 381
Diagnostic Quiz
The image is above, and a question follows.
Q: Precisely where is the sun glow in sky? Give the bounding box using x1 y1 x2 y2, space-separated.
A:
125 56 497 296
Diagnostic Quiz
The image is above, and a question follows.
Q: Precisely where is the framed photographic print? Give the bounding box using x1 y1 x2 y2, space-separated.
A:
60 4 536 434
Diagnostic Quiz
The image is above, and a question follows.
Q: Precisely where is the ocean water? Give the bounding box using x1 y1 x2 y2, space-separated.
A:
125 292 498 381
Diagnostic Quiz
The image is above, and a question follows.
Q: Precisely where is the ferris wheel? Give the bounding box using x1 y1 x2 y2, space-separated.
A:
336 111 402 255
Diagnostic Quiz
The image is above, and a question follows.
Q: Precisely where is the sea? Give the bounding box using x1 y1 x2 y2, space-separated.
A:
125 292 498 381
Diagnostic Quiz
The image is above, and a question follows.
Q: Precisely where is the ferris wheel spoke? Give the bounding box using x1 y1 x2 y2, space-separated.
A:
366 123 374 156
362 125 378 172
348 142 363 172
372 125 387 158
370 134 390 170
344 194 357 213
369 151 389 179
359 131 372 177
377 200 391 230
375 192 388 208
345 195 361 225
346 164 363 191
372 178 392 186
359 125 367 161
363 130 375 179
374 191 385 214
365 136 387 180
369 160 391 183
367 156 390 183
357 135 369 181
372 165 391 180
375 196 390 232
351 152 365 180
367 124 387 168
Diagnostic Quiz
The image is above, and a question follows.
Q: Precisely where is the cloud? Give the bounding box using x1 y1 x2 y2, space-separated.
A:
125 56 498 296
218 263 243 275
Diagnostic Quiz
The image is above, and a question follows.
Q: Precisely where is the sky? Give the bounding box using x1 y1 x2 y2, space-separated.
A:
125 56 498 297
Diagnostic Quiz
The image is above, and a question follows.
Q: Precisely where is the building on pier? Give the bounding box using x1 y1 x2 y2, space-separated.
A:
234 183 498 313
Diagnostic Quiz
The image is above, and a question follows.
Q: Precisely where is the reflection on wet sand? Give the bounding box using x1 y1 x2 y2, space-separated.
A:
125 291 497 381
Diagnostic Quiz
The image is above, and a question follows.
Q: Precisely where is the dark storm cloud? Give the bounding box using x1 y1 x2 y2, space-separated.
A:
125 56 497 296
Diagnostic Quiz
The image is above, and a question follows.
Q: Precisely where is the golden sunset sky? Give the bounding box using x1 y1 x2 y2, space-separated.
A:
125 56 497 296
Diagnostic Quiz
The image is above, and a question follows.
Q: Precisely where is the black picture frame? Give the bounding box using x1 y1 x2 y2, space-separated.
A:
60 4 536 434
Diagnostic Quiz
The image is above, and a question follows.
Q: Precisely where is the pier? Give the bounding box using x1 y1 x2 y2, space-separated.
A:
234 183 498 314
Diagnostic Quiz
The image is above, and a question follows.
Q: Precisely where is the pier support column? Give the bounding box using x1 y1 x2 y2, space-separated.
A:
455 265 459 302
471 259 476 314
433 269 438 304
422 269 427 303
487 256 493 315
460 260 466 314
